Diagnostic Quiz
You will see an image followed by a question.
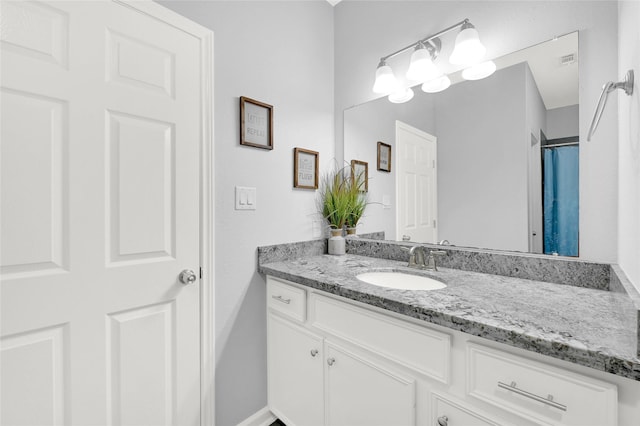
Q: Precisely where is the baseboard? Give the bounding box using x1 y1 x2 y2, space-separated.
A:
237 406 277 426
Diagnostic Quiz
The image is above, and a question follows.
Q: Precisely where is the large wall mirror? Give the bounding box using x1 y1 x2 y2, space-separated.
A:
344 32 579 255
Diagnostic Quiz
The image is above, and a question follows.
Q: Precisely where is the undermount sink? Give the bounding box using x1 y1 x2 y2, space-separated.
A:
356 271 446 291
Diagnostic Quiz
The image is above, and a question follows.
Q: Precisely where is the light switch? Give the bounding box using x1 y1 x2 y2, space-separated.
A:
382 195 391 209
235 186 257 210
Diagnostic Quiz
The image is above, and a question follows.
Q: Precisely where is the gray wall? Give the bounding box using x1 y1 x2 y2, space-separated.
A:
157 2 334 425
547 105 579 139
335 0 619 263
618 1 640 289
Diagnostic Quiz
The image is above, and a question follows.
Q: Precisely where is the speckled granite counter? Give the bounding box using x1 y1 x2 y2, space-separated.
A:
259 253 640 381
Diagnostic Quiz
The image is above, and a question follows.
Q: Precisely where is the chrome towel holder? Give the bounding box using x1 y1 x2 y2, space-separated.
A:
587 69 634 141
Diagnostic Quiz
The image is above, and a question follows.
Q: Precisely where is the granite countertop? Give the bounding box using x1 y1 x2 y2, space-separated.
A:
259 253 640 381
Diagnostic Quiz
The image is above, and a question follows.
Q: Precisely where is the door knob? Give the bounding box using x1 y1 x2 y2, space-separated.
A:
437 415 448 426
179 269 197 285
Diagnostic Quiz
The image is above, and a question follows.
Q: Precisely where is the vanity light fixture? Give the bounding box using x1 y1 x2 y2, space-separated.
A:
449 21 487 65
372 60 398 94
372 19 491 102
388 87 415 103
421 75 451 93
406 40 442 83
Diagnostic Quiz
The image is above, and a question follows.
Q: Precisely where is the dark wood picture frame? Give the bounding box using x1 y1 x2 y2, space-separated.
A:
240 96 273 150
350 160 368 192
377 141 392 172
294 148 319 190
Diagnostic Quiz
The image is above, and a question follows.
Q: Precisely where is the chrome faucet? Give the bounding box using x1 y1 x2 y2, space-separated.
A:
407 246 447 270
408 245 425 268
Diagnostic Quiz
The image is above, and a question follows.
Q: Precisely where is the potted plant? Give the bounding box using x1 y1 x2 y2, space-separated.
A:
318 163 369 253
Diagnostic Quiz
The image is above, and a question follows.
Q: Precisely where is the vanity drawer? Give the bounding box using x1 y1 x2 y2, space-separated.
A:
267 277 307 322
310 293 450 383
466 343 617 426
431 392 502 426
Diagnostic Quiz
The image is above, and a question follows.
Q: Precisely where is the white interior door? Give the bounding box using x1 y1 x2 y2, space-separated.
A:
1 1 204 424
396 121 438 243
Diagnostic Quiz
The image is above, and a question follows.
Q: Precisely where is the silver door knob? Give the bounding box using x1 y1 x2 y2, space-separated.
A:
437 415 448 426
179 269 197 285
327 357 336 366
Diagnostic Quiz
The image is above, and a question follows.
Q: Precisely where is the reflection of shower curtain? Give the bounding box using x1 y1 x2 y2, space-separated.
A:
543 146 579 256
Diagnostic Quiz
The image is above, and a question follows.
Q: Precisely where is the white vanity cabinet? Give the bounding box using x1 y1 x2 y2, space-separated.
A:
268 313 324 426
267 278 416 426
266 275 634 426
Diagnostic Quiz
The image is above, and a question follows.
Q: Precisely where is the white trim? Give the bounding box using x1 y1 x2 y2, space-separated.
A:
237 407 277 426
113 2 215 424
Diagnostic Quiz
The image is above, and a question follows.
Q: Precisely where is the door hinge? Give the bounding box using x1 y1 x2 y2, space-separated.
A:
199 267 203 279
433 219 437 228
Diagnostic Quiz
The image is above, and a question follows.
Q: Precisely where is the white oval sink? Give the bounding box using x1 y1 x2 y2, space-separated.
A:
356 272 446 291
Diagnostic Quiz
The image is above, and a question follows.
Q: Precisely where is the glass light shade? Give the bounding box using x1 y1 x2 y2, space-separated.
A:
461 60 496 80
372 62 398 94
388 87 414 103
406 46 441 82
449 25 486 65
421 75 451 93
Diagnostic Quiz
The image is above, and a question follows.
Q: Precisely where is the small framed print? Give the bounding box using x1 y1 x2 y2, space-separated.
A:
240 96 273 150
294 148 319 190
350 160 368 192
377 141 391 172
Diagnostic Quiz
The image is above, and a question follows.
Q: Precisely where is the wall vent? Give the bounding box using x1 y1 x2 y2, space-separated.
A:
560 53 576 66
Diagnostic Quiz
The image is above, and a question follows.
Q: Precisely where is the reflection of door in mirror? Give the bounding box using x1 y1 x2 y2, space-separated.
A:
396 121 437 243
528 132 543 253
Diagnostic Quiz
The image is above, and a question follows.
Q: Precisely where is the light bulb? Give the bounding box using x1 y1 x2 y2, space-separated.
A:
462 60 496 80
406 44 442 83
388 87 414 103
449 22 486 65
372 61 398 94
421 75 451 93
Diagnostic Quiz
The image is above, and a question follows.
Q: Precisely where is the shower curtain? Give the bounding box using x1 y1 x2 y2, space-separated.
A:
543 146 579 256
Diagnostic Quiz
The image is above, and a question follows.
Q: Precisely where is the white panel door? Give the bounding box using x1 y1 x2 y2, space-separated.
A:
0 1 203 424
396 121 438 243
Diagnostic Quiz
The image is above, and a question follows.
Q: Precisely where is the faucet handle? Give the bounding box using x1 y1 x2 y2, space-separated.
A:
426 249 447 271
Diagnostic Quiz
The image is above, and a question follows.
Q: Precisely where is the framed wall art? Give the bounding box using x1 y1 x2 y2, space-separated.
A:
294 148 319 189
351 160 368 192
240 96 273 150
377 141 391 172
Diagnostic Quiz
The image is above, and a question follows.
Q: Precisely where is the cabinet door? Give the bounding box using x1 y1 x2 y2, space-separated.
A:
325 342 415 426
268 313 324 426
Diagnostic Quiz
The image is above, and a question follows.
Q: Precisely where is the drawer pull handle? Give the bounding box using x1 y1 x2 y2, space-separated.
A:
437 415 448 426
310 349 319 357
498 381 567 412
327 357 336 366
272 295 291 304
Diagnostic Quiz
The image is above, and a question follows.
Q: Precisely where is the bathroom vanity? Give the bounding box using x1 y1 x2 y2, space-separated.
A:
258 240 640 426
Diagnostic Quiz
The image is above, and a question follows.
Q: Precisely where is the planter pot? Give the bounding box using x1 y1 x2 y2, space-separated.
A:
346 227 358 238
328 228 345 255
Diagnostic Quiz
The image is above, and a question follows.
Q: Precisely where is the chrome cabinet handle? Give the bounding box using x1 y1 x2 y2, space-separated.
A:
498 381 567 411
179 269 197 285
310 349 318 357
271 295 291 304
327 357 336 366
437 415 448 426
